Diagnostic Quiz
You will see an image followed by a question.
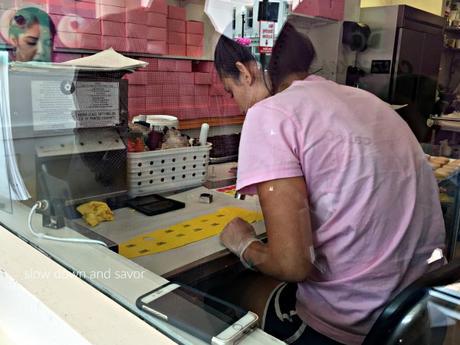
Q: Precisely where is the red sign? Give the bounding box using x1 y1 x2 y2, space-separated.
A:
259 20 275 54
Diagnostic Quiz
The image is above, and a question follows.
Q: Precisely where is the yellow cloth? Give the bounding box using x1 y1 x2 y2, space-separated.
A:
119 206 263 259
77 201 114 227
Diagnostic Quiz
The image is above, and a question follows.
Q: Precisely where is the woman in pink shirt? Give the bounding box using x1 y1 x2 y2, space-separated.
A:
215 22 445 345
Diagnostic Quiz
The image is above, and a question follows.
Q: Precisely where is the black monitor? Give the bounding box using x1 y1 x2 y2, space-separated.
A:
258 1 279 22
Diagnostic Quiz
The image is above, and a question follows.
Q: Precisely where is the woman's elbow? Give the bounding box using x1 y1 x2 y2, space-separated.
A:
278 256 313 282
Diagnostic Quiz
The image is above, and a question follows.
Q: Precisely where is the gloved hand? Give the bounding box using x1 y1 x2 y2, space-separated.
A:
220 217 262 269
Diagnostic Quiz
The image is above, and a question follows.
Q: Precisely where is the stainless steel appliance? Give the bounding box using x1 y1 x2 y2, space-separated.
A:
357 5 445 142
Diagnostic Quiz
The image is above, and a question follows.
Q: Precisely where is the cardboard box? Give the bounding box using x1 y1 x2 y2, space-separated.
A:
142 58 158 71
147 40 167 55
126 23 147 38
77 33 101 50
75 1 98 19
128 97 146 113
147 71 168 84
126 38 147 52
186 33 203 47
175 60 192 72
179 72 194 84
168 44 186 56
102 35 127 51
146 97 164 113
126 7 147 24
179 95 194 104
128 85 147 98
293 0 344 21
194 96 208 105
179 84 194 96
186 45 203 58
162 84 180 97
194 85 209 96
194 72 212 85
167 6 186 20
148 0 167 15
210 84 226 96
147 13 167 28
168 32 186 46
46 0 76 16
157 59 176 71
193 61 214 73
53 52 82 63
167 19 185 33
101 20 126 37
100 0 126 7
100 4 126 22
186 21 204 34
125 71 147 85
147 27 167 41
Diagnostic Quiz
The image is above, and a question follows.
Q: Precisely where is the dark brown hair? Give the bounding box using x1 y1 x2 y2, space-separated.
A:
268 22 316 94
214 35 256 80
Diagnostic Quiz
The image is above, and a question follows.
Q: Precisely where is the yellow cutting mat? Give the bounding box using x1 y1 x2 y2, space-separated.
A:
119 206 263 259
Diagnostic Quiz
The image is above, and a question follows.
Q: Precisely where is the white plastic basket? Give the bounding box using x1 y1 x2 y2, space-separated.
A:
127 144 212 196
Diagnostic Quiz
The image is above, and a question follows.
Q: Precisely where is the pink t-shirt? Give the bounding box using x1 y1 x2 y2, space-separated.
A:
236 76 445 345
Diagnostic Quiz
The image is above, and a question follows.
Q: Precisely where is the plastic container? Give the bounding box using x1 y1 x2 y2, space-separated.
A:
132 114 179 131
127 144 212 196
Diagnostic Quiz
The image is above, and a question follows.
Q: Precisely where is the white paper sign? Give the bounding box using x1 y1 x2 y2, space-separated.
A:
31 80 119 131
259 21 276 54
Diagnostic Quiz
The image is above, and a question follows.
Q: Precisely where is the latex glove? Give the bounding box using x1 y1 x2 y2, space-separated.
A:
220 217 259 258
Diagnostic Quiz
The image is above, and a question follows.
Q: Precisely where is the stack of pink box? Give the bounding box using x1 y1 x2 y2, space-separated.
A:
124 59 240 119
292 0 344 21
100 0 127 51
146 0 167 55
166 5 186 56
186 21 204 58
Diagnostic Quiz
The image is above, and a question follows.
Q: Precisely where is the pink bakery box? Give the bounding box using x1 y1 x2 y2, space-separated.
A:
77 33 101 50
126 23 147 38
128 85 147 98
100 4 126 22
210 84 226 96
147 27 167 41
168 32 186 46
293 0 344 21
161 96 180 107
53 53 82 63
147 71 168 84
194 72 212 85
129 97 146 111
147 40 167 55
147 13 167 28
157 59 176 71
162 84 180 97
46 0 76 15
167 19 186 33
126 7 147 25
125 71 147 85
75 1 97 19
164 72 181 84
194 85 209 96
148 0 167 15
168 44 186 56
100 0 126 7
102 35 127 51
78 18 101 35
224 104 241 116
178 72 194 84
186 21 204 35
176 60 192 72
146 96 163 108
186 45 203 58
126 38 147 52
167 5 186 20
142 57 159 70
193 61 214 73
186 33 203 47
179 96 194 104
52 15 100 35
194 96 208 105
179 84 194 96
54 32 78 48
146 85 162 95
101 20 126 37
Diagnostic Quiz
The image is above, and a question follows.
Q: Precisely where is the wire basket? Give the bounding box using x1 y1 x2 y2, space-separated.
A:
127 144 212 196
